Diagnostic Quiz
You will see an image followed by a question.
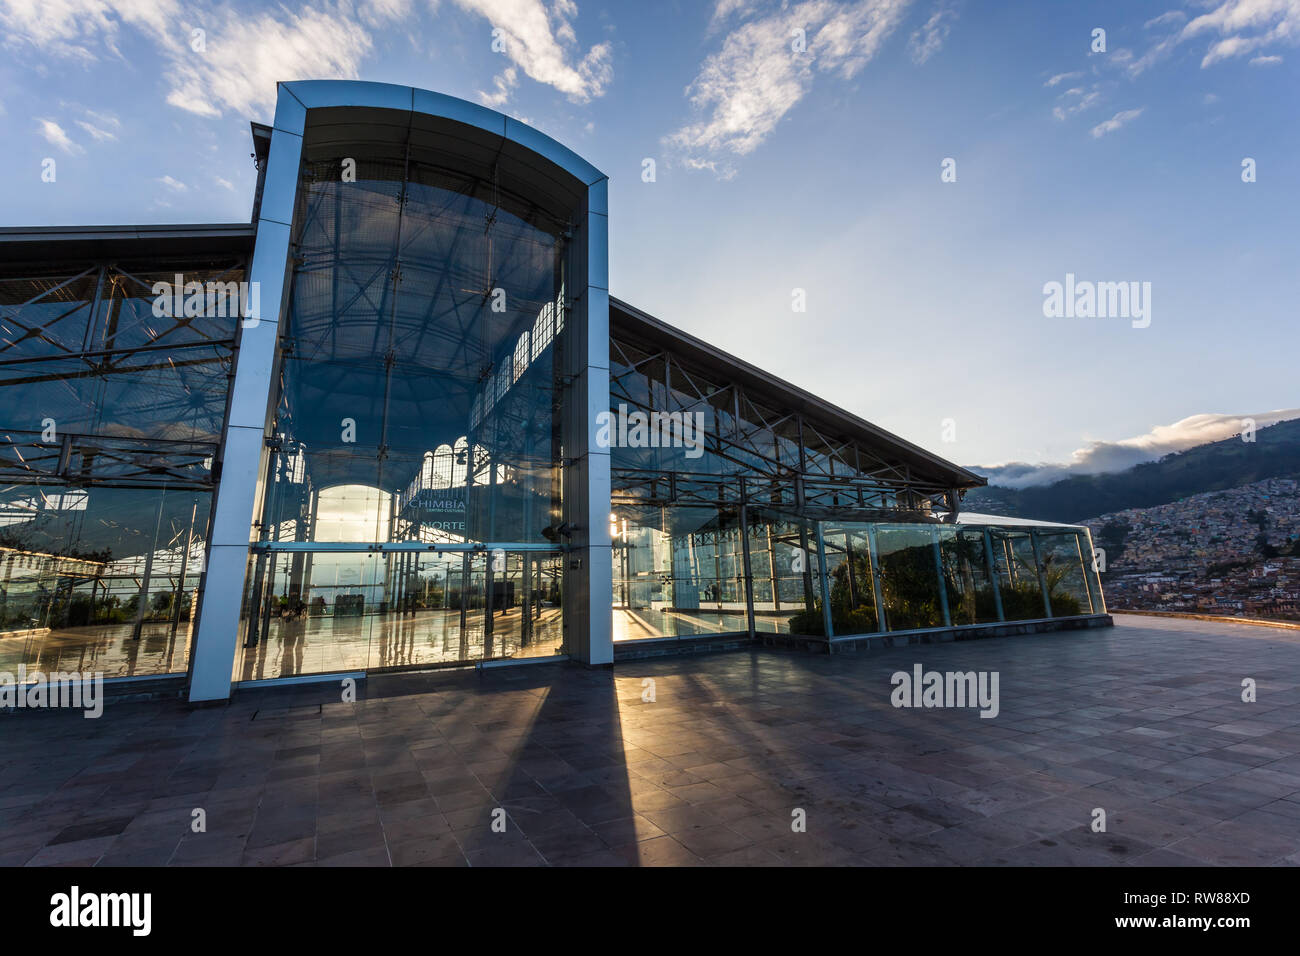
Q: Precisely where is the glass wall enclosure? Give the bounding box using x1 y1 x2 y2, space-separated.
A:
238 125 574 679
609 304 1105 643
610 506 1103 642
0 254 242 678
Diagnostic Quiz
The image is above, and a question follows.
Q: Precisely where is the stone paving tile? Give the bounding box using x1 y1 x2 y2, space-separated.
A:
1 615 1299 866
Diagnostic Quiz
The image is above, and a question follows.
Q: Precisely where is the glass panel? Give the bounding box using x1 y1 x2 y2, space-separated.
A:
0 483 208 678
0 269 98 361
989 529 1048 620
475 550 565 662
262 153 566 550
0 348 232 445
746 509 822 636
821 526 880 635
1036 531 1091 617
1080 529 1105 614
0 257 240 681
234 547 565 680
938 526 1001 625
611 502 747 640
876 525 945 631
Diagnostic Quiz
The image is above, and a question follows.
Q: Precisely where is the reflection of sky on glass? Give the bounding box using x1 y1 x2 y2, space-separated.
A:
303 551 386 600
313 484 390 543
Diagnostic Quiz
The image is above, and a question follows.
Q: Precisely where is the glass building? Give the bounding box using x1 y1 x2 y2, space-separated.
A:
0 82 1108 703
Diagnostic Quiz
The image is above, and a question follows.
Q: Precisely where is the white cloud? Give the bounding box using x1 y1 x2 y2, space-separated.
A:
215 176 235 190
666 0 913 174
0 0 612 120
1109 1 1300 77
908 0 958 64
75 119 117 141
1090 107 1144 137
35 118 83 155
68 107 121 142
453 0 613 103
478 65 519 106
0 0 177 60
156 175 187 191
711 0 757 29
1044 71 1082 87
1250 52 1284 63
978 410 1300 488
359 0 414 28
166 6 374 118
1180 0 1300 68
1052 84 1102 120
1124 33 1180 76
1144 10 1187 29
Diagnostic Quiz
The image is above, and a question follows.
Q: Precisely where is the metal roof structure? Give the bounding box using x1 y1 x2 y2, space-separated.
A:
610 296 987 495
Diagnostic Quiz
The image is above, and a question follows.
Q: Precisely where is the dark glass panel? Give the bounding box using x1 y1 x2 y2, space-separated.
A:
821 526 880 635
1036 531 1091 617
875 525 946 631
267 151 564 550
989 529 1048 620
938 526 1001 625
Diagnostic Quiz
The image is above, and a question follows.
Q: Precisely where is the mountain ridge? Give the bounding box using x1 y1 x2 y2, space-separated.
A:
963 418 1300 524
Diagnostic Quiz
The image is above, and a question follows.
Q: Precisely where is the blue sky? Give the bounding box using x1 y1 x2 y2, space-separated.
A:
2 0 1297 485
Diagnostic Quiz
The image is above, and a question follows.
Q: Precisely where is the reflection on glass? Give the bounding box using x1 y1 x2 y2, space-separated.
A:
1080 529 1106 614
608 509 1103 644
235 141 574 679
611 503 748 640
234 548 565 680
259 151 567 553
876 526 946 631
989 530 1049 620
0 258 239 679
813 526 880 636
746 511 822 636
0 483 209 679
1036 531 1091 617
938 527 1001 626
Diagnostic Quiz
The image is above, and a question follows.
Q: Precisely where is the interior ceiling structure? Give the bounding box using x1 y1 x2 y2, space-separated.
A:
271 105 578 497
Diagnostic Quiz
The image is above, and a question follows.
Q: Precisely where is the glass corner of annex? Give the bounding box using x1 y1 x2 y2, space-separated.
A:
0 81 1107 704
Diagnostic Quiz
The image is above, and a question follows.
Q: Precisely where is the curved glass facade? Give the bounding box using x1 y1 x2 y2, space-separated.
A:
235 136 576 678
259 150 566 546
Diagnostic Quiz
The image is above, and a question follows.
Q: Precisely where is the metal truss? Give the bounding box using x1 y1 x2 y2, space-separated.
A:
609 335 964 519
0 256 247 491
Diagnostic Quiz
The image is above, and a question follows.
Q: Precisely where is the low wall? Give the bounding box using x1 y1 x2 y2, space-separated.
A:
772 614 1114 654
612 614 1114 660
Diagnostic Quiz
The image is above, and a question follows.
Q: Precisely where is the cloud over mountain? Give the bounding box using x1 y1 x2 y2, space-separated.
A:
976 409 1300 489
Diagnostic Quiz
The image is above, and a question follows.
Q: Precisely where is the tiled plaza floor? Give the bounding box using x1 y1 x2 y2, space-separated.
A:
2 613 1299 867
